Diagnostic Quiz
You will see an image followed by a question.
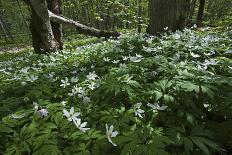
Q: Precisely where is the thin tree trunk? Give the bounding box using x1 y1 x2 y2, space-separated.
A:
47 0 63 50
197 0 206 26
137 0 142 33
0 15 14 41
189 0 197 21
16 0 29 28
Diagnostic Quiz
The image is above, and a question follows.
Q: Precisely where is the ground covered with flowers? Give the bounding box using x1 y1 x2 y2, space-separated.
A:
0 28 232 155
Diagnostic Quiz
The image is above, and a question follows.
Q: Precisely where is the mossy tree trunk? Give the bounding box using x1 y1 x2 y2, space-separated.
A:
148 0 191 35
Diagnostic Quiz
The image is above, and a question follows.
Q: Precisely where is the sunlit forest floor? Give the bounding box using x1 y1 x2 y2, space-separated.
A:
0 27 232 154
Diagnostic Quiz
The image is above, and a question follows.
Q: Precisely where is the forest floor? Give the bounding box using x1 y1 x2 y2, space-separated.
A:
0 46 32 54
0 34 101 54
0 27 231 154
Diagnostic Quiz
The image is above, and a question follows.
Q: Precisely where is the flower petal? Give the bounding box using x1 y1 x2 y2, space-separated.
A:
70 107 74 115
73 118 81 127
107 137 117 146
73 112 81 118
109 125 114 134
111 131 119 138
80 122 87 128
63 109 70 118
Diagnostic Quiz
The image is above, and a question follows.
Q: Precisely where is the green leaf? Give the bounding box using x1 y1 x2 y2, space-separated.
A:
186 113 194 124
163 94 174 103
197 137 221 151
184 137 193 154
191 137 210 155
53 112 63 126
180 82 200 93
70 131 83 140
46 122 57 129
0 124 13 133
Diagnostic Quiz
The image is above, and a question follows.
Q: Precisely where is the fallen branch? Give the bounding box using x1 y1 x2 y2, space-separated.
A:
48 11 120 38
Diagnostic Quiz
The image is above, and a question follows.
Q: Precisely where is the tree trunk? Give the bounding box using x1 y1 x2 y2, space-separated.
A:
0 15 14 42
148 0 191 35
29 0 58 53
22 0 119 54
189 0 197 21
197 0 206 26
47 0 63 50
137 0 142 33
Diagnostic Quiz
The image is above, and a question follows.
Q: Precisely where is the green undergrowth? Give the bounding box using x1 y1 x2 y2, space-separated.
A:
0 28 231 155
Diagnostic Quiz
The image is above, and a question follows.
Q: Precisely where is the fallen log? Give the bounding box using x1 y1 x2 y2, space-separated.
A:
48 11 120 38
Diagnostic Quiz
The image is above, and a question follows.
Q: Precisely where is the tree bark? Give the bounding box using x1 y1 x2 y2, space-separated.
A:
137 0 142 33
0 15 14 42
148 0 191 35
47 0 63 50
29 0 58 53
197 0 206 26
22 0 120 54
189 0 197 21
48 11 120 38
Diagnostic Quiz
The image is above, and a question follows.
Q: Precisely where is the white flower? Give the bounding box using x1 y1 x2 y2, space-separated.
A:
33 102 39 111
20 67 29 74
48 73 54 78
63 107 81 122
103 57 110 62
122 56 129 61
26 75 38 82
68 88 78 96
203 104 210 108
201 59 217 69
87 71 98 81
193 24 197 28
119 63 127 68
10 113 25 119
134 103 145 118
68 86 85 98
38 109 49 117
147 103 168 111
173 33 181 39
135 54 143 58
73 118 90 132
112 60 120 64
60 77 70 88
21 81 27 86
68 85 82 96
61 101 67 106
106 124 119 146
121 75 133 84
88 82 98 90
83 96 91 103
190 52 200 58
157 46 162 50
164 27 168 31
72 71 77 74
80 67 87 71
71 77 78 83
129 54 143 63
